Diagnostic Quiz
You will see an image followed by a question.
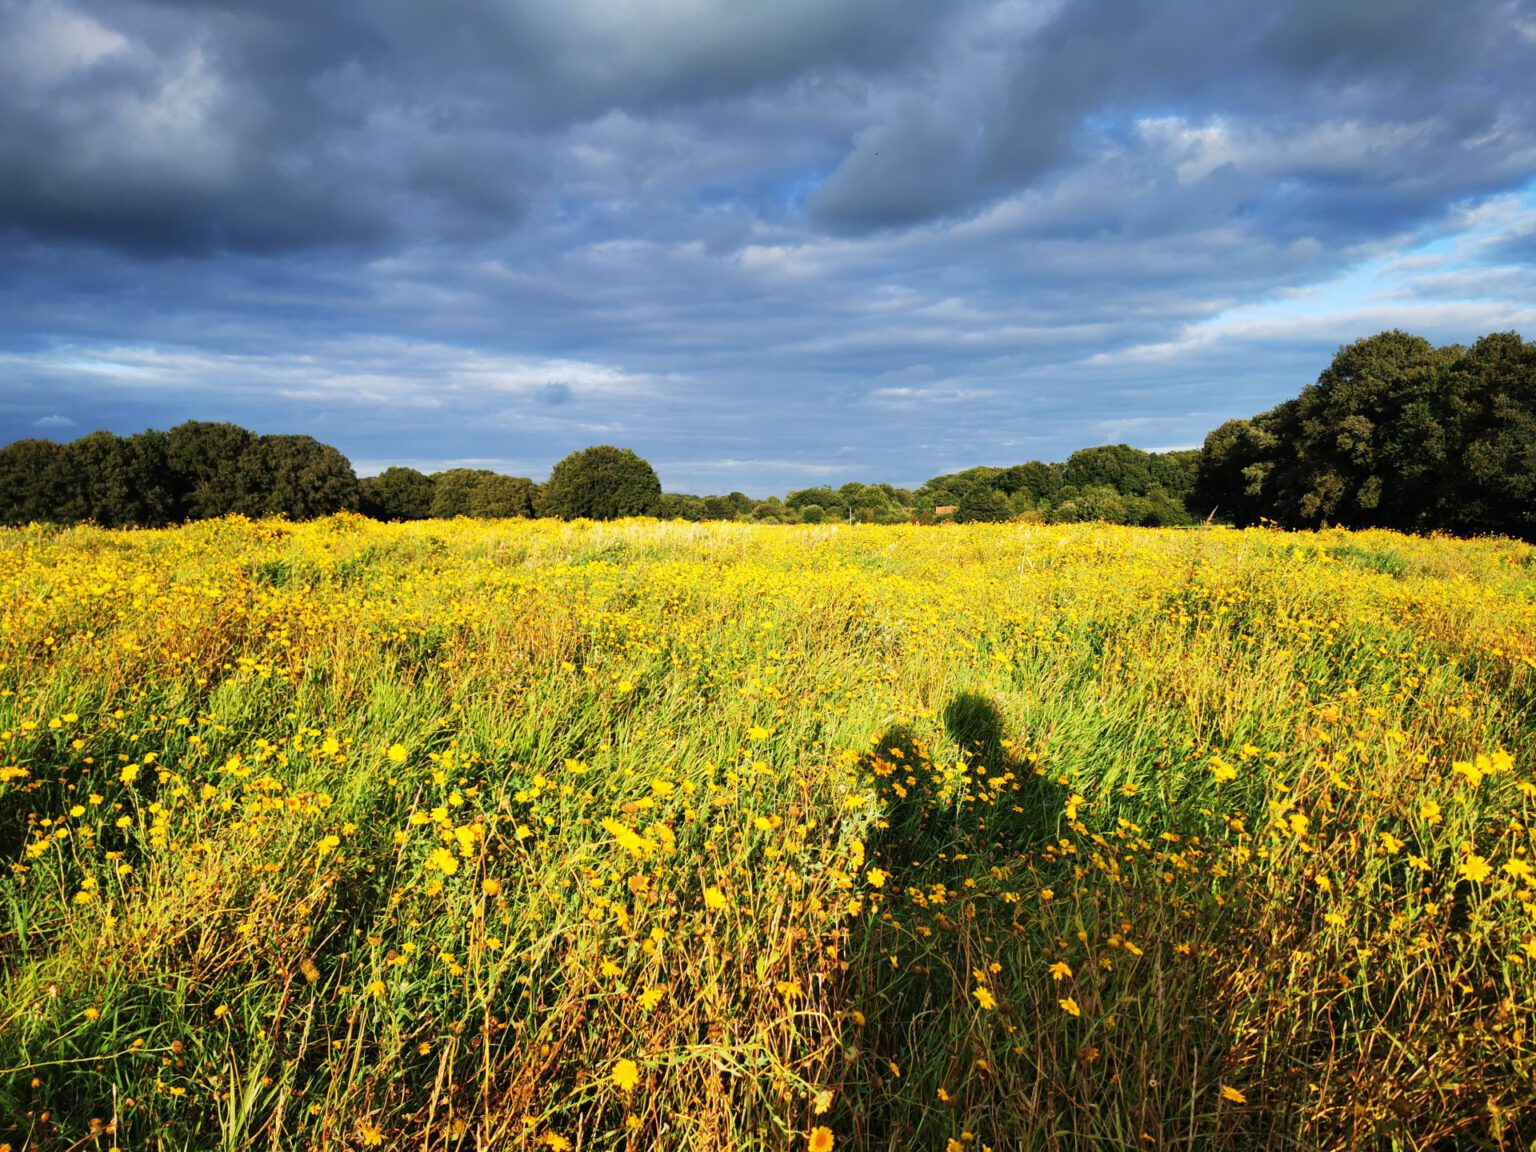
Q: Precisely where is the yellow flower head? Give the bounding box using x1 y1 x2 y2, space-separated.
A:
612 1058 640 1092
1460 853 1492 884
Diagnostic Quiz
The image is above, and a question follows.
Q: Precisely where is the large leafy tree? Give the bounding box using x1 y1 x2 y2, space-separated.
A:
539 446 661 520
1196 329 1536 538
1448 332 1536 538
1275 330 1457 529
995 461 1063 506
466 473 538 518
1061 444 1157 496
426 469 539 518
62 430 177 527
1191 416 1283 525
165 421 259 520
0 439 71 525
361 467 437 520
430 469 497 518
237 435 361 519
955 481 1011 523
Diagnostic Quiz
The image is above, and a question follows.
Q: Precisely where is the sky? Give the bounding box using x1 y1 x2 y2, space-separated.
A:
3 0 1536 495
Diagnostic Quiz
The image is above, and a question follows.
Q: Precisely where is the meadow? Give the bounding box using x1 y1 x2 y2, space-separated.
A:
1 515 1533 1151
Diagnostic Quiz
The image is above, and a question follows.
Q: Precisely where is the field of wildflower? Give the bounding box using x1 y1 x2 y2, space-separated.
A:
2 515 1534 1151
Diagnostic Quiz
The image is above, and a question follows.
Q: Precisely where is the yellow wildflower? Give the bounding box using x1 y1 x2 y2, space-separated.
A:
612 1058 640 1092
1460 853 1492 884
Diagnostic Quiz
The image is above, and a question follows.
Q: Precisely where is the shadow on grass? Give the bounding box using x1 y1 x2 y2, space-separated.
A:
834 691 1064 1148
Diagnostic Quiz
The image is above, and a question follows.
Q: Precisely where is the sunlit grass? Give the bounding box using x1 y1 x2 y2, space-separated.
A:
2 515 1533 1150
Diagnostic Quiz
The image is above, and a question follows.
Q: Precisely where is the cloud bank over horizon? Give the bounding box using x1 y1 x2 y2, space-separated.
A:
3 0 1535 494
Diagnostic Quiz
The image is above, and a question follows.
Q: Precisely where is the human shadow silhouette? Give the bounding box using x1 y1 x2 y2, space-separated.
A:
860 691 1055 872
831 691 1061 1147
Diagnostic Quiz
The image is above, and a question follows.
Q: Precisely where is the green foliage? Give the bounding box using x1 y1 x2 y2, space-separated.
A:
1148 449 1199 505
0 439 71 526
237 435 361 519
955 482 1011 523
702 495 740 521
924 448 1196 527
467 473 539 518
1062 444 1157 496
539 445 662 520
429 469 496 518
1050 484 1126 524
1192 418 1276 524
657 493 707 521
995 461 1063 505
360 467 436 521
915 466 1004 512
421 469 539 519
166 421 257 519
1197 329 1536 539
3 423 360 527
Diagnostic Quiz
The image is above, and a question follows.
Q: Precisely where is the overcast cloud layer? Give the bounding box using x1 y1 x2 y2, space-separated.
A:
3 0 1536 492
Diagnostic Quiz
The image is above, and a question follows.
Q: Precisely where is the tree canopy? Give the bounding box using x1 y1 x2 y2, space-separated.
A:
1194 330 1536 539
539 446 662 520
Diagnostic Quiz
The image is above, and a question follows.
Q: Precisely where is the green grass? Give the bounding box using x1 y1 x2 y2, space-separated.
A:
1 515 1534 1150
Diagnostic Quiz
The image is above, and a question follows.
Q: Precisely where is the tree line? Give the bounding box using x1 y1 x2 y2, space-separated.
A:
2 330 1532 538
1193 330 1534 539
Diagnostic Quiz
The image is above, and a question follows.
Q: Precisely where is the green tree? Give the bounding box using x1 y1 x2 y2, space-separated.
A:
702 495 739 521
1445 332 1536 538
1277 331 1457 528
1062 444 1156 496
467 474 539 518
361 467 436 520
430 470 494 519
657 493 706 521
1191 329 1536 539
62 430 176 527
751 496 787 522
539 446 662 520
0 439 71 525
955 482 1010 523
238 435 360 519
166 421 258 520
1148 449 1200 509
1192 417 1283 525
996 461 1063 506
1055 484 1127 524
787 486 848 520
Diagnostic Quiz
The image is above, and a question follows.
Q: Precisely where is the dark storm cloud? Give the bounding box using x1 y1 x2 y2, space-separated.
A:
0 0 948 254
2 0 1535 493
810 0 1536 234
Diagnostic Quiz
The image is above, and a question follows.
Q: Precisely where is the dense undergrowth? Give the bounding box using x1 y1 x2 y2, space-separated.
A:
1 516 1534 1150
